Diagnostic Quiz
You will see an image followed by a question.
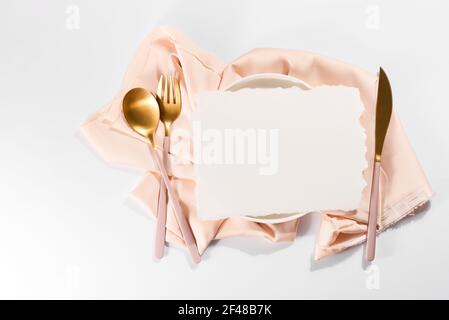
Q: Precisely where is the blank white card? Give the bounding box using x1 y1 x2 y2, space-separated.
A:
192 86 367 220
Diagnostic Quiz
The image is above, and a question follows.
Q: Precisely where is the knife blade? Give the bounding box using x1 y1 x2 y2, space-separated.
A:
366 67 393 261
374 68 393 162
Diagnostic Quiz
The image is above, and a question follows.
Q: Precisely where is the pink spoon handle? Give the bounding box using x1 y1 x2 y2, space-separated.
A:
149 146 201 264
366 161 381 261
154 137 170 259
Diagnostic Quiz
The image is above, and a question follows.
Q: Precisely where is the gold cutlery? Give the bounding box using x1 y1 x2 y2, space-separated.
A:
154 74 183 259
122 88 201 264
366 67 393 261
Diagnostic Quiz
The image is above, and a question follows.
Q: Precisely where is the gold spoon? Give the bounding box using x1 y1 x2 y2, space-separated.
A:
123 88 201 264
154 74 182 259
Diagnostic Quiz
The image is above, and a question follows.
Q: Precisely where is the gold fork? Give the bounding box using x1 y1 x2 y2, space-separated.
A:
154 74 199 261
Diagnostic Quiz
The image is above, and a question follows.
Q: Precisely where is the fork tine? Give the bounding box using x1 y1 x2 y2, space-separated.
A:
157 75 164 100
167 74 171 104
174 74 181 105
170 74 176 104
164 74 168 104
166 74 170 104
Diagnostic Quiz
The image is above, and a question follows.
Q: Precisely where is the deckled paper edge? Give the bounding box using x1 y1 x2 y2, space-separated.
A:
192 85 368 219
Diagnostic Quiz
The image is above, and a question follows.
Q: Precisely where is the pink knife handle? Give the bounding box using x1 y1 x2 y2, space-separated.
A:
154 137 170 259
149 146 201 264
366 161 381 261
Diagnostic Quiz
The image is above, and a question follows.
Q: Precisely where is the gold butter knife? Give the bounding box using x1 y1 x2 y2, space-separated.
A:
366 67 393 261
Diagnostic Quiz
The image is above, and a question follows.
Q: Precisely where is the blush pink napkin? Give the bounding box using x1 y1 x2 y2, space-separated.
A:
81 27 432 260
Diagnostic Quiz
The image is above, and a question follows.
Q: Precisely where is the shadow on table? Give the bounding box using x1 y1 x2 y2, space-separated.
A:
207 237 293 257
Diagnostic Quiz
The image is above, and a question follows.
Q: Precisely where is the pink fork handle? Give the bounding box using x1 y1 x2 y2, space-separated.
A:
366 161 381 261
154 137 170 259
149 146 201 264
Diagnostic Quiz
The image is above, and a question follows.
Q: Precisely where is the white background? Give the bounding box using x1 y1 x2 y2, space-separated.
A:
0 0 448 299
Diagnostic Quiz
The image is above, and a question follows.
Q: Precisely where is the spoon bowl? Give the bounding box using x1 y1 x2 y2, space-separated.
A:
122 88 160 146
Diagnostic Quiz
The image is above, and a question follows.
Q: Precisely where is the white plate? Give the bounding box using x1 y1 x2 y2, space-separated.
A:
225 73 311 91
224 73 312 224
